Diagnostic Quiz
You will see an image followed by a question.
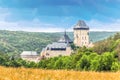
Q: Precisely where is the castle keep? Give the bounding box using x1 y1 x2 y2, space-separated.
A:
73 20 90 47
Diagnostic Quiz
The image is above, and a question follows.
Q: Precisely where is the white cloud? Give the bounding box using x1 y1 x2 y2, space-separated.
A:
0 15 64 32
0 7 120 32
87 19 120 31
0 19 65 32
0 7 64 32
1 12 120 32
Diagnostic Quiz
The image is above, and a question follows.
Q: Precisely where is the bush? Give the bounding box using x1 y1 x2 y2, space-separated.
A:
97 52 115 71
54 58 63 69
111 62 120 71
76 55 90 71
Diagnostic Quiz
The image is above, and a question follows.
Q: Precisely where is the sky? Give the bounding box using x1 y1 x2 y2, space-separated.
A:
0 0 120 32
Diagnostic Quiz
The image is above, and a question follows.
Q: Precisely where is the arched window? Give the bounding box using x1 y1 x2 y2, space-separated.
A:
47 47 49 50
46 53 49 56
87 32 89 35
82 37 84 40
85 36 86 40
76 34 78 38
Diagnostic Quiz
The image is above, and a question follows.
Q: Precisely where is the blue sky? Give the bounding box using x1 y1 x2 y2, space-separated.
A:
0 0 120 32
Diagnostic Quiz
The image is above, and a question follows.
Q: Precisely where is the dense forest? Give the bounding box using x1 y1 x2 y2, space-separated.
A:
0 32 120 71
0 30 116 56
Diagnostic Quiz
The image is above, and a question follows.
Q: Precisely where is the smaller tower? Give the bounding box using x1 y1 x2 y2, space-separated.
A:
58 31 72 43
73 20 89 47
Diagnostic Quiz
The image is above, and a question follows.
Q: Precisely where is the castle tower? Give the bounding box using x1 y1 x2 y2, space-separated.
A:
58 31 72 43
73 20 89 47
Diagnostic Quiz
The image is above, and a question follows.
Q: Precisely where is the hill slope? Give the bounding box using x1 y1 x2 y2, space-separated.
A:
0 30 116 55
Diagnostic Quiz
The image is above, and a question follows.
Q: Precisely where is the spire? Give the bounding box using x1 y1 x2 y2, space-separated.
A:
64 30 66 36
58 30 72 43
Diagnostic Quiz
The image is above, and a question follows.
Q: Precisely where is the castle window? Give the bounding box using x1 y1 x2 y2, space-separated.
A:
46 53 49 56
87 32 89 35
47 47 49 50
51 48 66 51
76 34 78 38
85 36 86 40
82 37 84 40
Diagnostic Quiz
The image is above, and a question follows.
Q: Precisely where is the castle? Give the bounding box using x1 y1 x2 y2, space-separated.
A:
40 20 93 58
20 20 93 61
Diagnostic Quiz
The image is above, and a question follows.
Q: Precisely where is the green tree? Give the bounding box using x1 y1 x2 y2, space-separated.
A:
54 58 63 69
97 52 115 71
76 55 90 71
61 56 72 69
88 53 99 71
37 60 48 68
111 62 120 71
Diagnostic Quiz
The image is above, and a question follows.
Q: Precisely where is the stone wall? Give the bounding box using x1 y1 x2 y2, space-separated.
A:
21 55 39 62
41 47 72 58
74 29 89 47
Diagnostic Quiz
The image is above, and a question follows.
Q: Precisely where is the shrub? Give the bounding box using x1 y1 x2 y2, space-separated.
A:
111 62 120 71
76 55 90 71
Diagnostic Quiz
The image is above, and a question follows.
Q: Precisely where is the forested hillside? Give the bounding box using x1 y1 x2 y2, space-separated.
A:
0 30 116 56
0 32 120 71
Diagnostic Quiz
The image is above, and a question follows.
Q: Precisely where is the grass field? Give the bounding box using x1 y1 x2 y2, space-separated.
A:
0 66 120 80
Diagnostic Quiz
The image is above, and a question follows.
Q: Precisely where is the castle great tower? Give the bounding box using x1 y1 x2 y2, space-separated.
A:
73 20 90 47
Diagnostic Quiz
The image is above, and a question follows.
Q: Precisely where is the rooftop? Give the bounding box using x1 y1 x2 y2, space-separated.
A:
74 20 89 30
20 51 38 56
42 31 71 51
46 42 68 49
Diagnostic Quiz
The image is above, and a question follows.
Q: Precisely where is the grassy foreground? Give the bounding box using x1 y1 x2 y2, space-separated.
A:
0 66 120 80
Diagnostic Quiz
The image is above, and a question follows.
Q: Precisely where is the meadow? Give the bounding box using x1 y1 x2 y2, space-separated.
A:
0 66 120 80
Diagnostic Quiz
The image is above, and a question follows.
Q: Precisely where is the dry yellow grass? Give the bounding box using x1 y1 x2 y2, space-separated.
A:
0 66 120 80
